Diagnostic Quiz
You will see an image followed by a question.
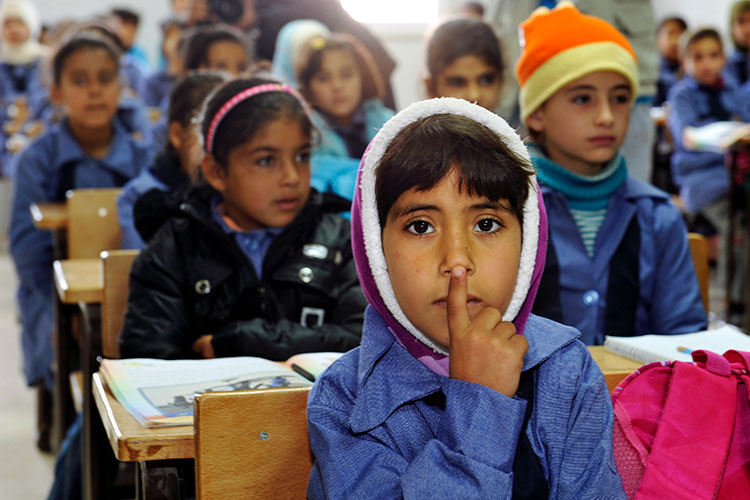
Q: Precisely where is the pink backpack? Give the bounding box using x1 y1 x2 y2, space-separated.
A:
611 349 750 499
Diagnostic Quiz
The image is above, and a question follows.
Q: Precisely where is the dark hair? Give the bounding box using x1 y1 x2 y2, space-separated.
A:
376 114 531 227
111 8 140 26
182 24 250 71
461 1 485 17
163 70 227 160
200 77 314 167
74 17 126 51
657 16 687 33
681 27 724 56
51 32 121 85
296 33 385 102
426 18 503 81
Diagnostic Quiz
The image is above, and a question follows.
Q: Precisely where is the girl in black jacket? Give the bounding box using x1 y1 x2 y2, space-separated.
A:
119 77 366 361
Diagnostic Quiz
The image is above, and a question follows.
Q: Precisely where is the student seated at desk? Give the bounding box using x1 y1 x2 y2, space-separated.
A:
514 4 706 345
119 77 366 361
117 70 227 249
307 98 625 499
668 27 750 322
296 34 394 200
9 32 149 390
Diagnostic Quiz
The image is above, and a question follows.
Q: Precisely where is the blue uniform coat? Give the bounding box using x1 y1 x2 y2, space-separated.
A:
539 176 706 345
307 308 625 499
9 119 150 385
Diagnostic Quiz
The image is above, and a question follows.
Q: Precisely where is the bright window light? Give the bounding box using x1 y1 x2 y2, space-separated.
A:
341 0 439 24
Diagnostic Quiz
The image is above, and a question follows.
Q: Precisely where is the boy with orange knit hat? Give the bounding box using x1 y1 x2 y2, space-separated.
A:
517 2 706 345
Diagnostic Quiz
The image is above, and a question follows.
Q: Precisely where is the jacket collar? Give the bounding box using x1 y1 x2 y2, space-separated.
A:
349 307 578 433
54 117 139 177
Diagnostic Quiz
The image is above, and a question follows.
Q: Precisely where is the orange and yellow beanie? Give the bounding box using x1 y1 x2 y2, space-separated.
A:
515 2 639 122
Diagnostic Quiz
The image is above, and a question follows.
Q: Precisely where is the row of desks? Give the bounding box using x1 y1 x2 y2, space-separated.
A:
36 198 645 496
93 346 642 463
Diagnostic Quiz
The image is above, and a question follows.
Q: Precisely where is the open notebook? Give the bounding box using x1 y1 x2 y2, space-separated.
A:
604 324 750 364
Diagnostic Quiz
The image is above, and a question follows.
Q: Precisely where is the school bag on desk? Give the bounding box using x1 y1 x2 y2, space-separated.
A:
611 349 750 499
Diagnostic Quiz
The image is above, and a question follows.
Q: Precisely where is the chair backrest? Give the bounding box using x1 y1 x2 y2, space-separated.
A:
100 249 139 359
194 386 313 500
66 188 122 259
687 232 710 314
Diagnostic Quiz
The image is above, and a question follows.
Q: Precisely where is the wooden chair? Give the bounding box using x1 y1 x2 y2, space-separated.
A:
688 233 710 314
66 188 122 258
194 387 313 500
100 249 139 359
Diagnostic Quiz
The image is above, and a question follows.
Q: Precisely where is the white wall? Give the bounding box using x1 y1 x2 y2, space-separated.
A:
32 0 170 68
653 0 736 41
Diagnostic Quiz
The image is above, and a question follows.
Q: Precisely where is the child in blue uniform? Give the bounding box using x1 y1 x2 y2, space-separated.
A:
296 33 394 200
307 97 625 499
654 16 687 107
9 32 150 389
517 4 706 345
668 27 750 319
727 1 750 85
118 71 227 249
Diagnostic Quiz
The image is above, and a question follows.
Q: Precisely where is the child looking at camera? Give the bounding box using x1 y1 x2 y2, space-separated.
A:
517 4 706 344
306 97 625 498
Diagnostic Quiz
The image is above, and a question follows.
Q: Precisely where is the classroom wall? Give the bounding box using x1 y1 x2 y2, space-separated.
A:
33 0 170 68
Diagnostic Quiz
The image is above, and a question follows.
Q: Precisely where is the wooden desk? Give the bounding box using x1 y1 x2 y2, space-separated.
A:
93 372 194 462
588 346 642 392
53 259 104 304
94 347 642 463
30 202 68 230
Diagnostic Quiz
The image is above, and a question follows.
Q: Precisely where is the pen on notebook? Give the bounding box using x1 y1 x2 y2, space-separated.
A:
677 346 693 354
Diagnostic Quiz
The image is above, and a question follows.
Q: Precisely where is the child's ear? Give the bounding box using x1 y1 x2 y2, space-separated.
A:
525 108 545 134
201 154 228 192
424 77 437 98
49 84 63 106
168 121 184 151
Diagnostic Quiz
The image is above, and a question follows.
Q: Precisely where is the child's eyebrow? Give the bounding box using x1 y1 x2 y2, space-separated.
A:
394 204 439 219
469 201 509 212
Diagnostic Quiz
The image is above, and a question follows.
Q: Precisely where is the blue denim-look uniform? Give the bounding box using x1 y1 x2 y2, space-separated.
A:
538 174 707 345
307 307 625 499
139 69 174 108
0 61 42 103
310 98 394 200
117 167 169 249
667 75 750 212
726 49 749 86
9 118 150 386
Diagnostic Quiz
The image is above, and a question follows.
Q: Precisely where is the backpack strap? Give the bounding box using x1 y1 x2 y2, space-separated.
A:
635 361 738 499
512 368 549 500
724 350 750 370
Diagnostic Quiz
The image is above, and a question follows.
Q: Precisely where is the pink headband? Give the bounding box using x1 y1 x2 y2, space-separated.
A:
205 83 298 154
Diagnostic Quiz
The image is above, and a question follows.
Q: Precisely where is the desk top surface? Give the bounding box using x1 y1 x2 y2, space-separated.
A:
93 372 194 462
53 259 103 304
94 346 643 463
30 202 67 230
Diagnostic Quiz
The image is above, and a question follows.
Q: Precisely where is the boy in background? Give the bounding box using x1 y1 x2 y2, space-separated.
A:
654 16 687 107
518 3 706 344
668 28 750 321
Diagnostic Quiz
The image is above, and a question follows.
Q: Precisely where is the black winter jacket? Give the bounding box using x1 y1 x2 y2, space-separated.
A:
118 186 366 361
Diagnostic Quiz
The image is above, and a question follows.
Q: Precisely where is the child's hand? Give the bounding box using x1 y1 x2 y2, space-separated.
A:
447 266 528 398
192 334 216 359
